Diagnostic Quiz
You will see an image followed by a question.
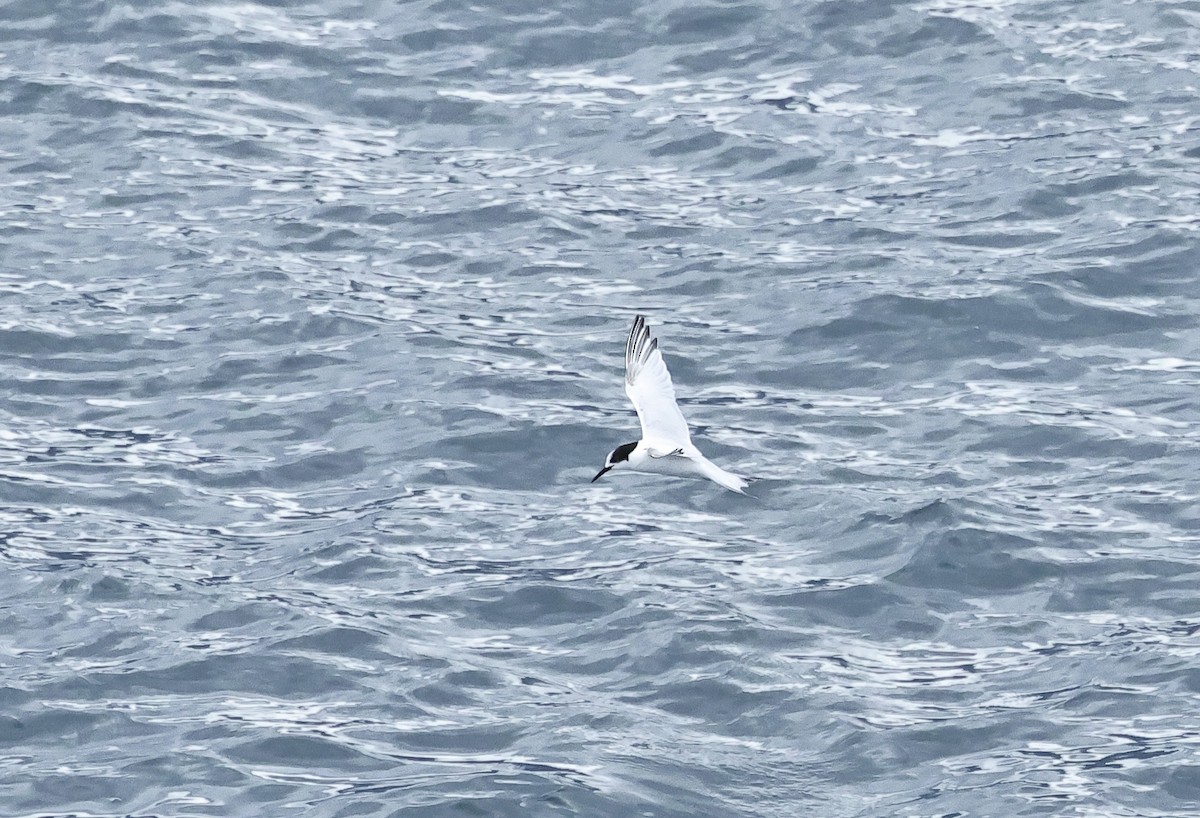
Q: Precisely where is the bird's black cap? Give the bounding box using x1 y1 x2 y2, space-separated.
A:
610 441 637 463
592 441 638 482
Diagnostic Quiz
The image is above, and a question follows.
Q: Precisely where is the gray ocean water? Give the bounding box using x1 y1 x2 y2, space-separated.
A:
3 1 1200 816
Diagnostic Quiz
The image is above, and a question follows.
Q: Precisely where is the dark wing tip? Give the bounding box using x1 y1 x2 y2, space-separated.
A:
626 314 653 381
627 314 643 343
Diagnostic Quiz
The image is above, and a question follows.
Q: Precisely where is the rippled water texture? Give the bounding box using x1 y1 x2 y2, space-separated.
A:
3 0 1200 815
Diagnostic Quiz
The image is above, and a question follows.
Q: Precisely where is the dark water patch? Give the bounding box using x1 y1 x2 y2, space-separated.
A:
85 654 359 698
276 625 387 657
1015 88 1131 116
471 584 625 629
890 527 1061 593
878 15 991 57
662 4 763 40
228 734 368 766
648 131 727 159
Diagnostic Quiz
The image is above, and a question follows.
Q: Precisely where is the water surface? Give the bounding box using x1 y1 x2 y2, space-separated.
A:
2 1 1200 816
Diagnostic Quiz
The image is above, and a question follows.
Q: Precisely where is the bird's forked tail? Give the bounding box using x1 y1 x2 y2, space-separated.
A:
697 457 750 494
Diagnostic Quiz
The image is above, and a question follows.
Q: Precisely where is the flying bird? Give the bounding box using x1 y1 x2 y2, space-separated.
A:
592 315 748 493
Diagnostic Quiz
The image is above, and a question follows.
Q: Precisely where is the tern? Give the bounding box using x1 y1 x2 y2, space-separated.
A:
591 315 749 494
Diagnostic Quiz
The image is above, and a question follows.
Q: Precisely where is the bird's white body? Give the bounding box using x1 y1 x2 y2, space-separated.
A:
592 315 748 494
624 441 748 493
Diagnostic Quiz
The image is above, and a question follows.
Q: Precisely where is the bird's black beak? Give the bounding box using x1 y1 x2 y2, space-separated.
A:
591 465 611 483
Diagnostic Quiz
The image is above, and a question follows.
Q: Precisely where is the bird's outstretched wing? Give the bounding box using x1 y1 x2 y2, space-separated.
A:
625 315 692 447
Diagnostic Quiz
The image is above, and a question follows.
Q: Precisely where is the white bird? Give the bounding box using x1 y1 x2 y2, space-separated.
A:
591 314 749 494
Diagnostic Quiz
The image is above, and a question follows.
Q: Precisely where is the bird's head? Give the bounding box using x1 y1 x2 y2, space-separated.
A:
592 441 638 483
